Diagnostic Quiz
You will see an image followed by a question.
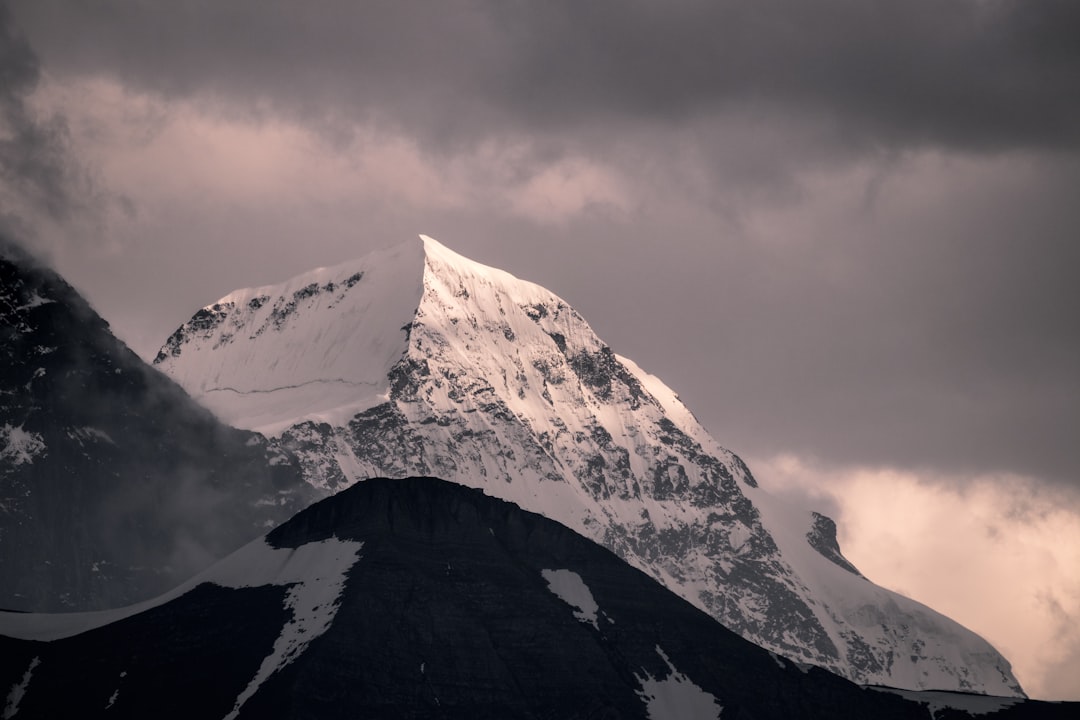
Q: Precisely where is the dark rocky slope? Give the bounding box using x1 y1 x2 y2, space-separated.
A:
0 240 314 611
1 477 1071 719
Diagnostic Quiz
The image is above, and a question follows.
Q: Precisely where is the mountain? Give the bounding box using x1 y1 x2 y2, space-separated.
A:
154 235 1023 696
3 477 1070 719
0 240 316 612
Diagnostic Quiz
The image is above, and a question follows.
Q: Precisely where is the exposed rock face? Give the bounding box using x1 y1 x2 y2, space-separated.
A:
0 240 315 612
154 235 1024 695
4 478 1067 719
807 512 863 576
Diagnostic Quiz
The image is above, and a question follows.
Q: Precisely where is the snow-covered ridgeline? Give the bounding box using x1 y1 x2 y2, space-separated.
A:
152 235 1023 696
154 240 425 436
744 482 1020 695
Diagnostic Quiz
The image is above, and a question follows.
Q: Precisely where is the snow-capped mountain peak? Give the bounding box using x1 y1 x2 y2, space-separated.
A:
154 235 1023 696
155 237 427 435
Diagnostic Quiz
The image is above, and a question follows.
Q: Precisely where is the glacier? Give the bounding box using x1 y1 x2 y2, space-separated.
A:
154 234 1023 696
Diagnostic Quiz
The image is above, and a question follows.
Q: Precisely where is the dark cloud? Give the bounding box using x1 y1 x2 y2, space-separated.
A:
616 153 1080 488
0 1 88 222
10 0 1080 158
4 0 1078 487
491 0 1080 153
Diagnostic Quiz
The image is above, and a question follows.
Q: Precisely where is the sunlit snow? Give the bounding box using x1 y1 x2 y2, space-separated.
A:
150 233 1023 696
155 239 426 435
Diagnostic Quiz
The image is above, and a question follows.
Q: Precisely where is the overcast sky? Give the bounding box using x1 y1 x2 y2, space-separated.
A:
2 0 1078 700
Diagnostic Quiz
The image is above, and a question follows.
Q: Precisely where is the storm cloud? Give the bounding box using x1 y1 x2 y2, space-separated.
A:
3 0 1079 699
0 2 86 223
11 0 1080 155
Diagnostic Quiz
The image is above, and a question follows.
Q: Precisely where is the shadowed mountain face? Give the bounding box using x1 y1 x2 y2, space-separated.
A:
3 477 1071 719
0 241 316 611
155 235 1023 695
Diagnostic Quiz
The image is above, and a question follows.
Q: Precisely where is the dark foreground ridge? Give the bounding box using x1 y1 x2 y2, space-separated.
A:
1 477 1072 719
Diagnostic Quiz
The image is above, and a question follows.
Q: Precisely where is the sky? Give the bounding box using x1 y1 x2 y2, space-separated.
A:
2 0 1078 700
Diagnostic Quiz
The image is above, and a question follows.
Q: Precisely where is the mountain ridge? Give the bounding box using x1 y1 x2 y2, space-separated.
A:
5 477 1067 719
153 234 1023 696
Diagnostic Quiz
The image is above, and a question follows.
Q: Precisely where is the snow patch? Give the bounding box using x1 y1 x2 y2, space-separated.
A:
541 569 599 629
3 656 39 719
15 291 53 312
222 538 361 720
0 425 46 466
67 427 116 446
635 646 722 720
727 522 751 553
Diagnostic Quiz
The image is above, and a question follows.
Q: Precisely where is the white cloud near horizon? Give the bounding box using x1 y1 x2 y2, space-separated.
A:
753 453 1080 700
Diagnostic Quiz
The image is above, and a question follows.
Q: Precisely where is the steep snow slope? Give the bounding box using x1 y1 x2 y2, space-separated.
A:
155 239 425 436
155 235 1023 696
